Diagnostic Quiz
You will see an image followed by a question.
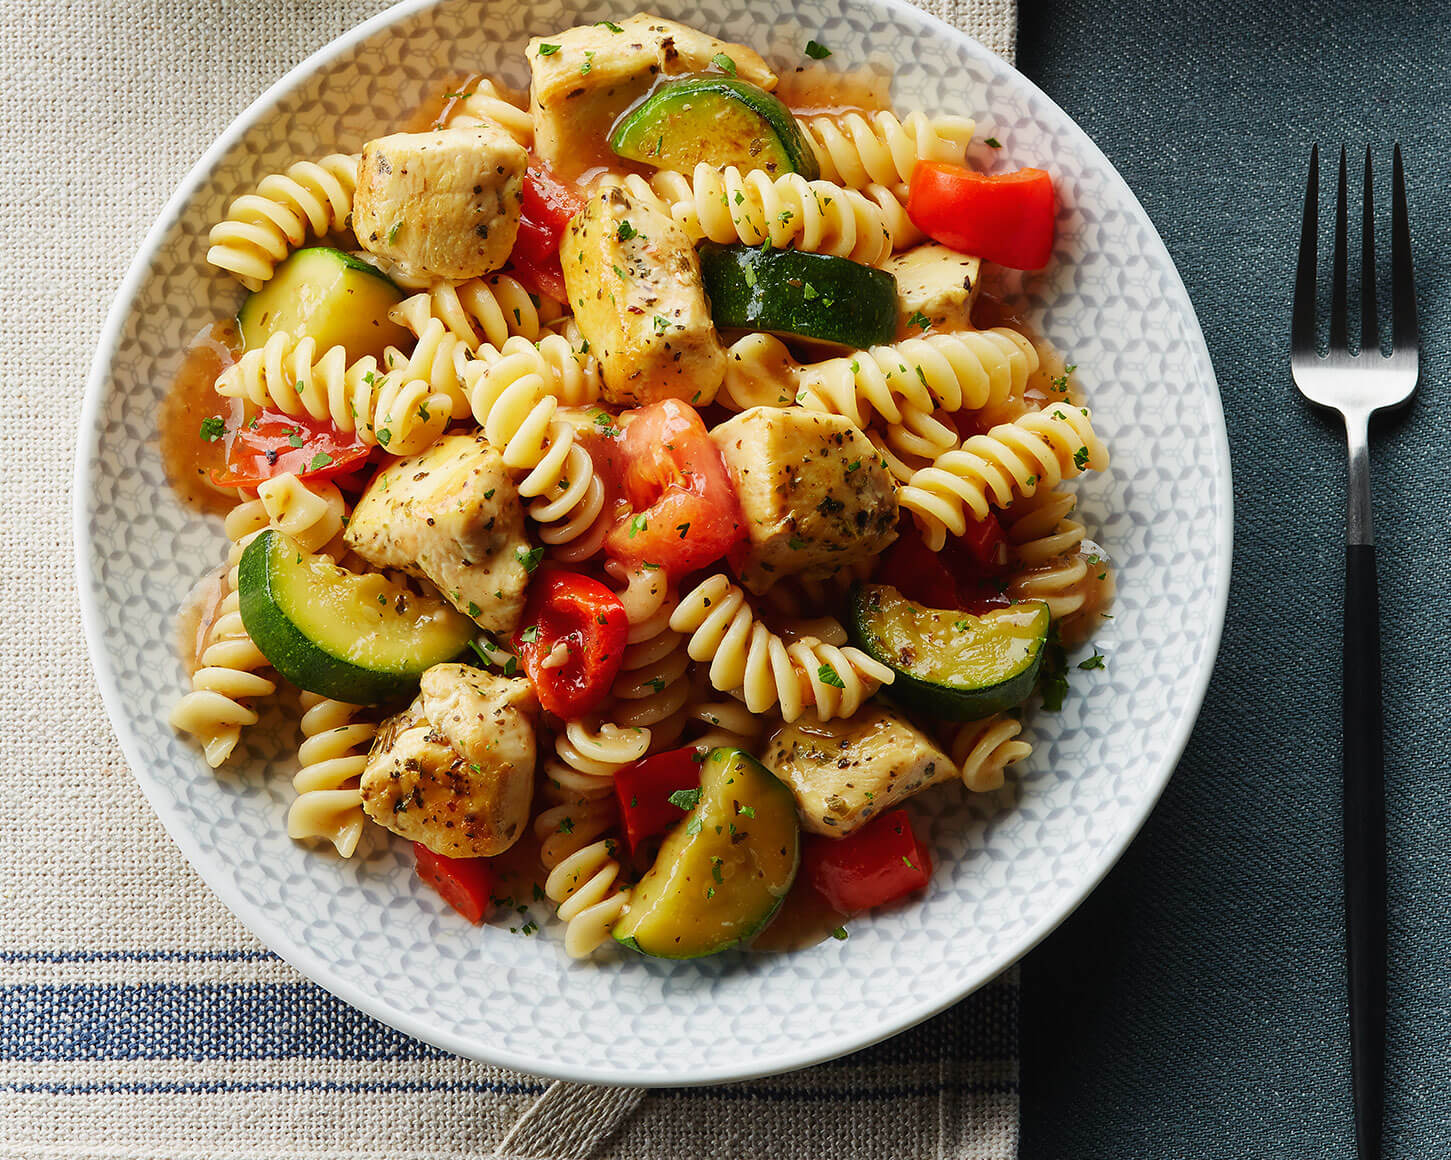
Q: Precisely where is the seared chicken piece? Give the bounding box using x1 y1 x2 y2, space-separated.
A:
710 407 898 593
562 184 725 406
764 704 955 837
886 243 982 333
528 13 775 173
344 432 531 634
353 126 527 281
361 664 537 857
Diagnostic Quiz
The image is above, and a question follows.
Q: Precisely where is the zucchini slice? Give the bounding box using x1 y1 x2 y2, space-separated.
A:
615 748 800 959
609 76 820 179
238 246 411 360
849 583 1051 720
237 529 475 704
699 243 897 348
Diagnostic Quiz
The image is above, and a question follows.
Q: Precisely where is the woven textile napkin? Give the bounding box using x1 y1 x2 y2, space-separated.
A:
0 1 1017 1156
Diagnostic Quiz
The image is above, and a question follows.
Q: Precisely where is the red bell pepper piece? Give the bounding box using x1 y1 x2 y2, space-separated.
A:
513 571 629 718
803 809 934 914
613 747 703 853
413 843 495 924
504 162 585 304
209 409 372 489
879 521 959 609
907 162 1056 270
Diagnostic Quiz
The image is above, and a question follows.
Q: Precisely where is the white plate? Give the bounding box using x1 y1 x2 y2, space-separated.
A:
75 0 1231 1086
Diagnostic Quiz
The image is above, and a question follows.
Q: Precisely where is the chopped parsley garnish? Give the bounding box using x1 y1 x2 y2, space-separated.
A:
1048 363 1076 392
286 430 305 448
685 815 704 837
466 601 482 618
308 451 333 471
668 788 703 811
617 220 637 241
376 428 392 447
580 50 595 75
907 310 931 331
817 663 846 689
198 416 226 442
711 52 737 75
830 926 849 940
596 19 623 32
483 488 495 500
984 136 1003 148
738 804 756 819
516 545 545 573
1077 651 1106 671
805 39 832 59
628 513 648 538
653 314 670 334
1073 445 1090 470
676 522 690 539
519 624 541 644
537 42 561 55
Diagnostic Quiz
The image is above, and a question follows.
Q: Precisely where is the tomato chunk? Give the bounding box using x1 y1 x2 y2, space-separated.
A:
880 517 1011 615
614 747 704 853
413 843 495 924
803 809 933 914
879 521 959 609
513 570 629 718
505 162 585 304
907 163 1056 270
210 410 372 488
605 400 745 579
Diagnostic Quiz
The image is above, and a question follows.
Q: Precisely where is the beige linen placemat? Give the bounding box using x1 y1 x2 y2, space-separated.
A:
0 2 1017 1157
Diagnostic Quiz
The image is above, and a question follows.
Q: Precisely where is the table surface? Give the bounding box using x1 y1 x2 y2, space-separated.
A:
1017 0 1451 1156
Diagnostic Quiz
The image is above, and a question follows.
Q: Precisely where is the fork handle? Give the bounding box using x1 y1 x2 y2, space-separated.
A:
1344 542 1385 1160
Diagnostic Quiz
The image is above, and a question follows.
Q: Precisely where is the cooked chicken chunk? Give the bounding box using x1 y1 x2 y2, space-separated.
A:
886 243 982 332
344 432 530 633
353 126 526 281
710 407 897 593
361 664 537 857
764 704 955 837
528 13 775 173
562 184 725 405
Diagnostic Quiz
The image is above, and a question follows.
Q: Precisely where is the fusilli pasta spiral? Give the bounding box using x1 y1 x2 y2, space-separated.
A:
544 836 631 959
1002 488 1115 643
899 405 1109 550
436 78 534 147
669 574 894 723
390 274 565 349
288 693 375 857
216 333 452 456
169 498 275 766
618 166 895 265
797 110 975 192
948 713 1032 793
206 153 360 291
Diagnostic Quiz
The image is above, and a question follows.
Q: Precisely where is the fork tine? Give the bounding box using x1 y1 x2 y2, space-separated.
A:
1360 147 1379 353
1390 144 1418 356
1292 145 1319 355
1329 145 1350 351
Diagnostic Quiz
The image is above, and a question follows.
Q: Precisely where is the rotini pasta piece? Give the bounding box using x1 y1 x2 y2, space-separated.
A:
436 78 534 147
669 573 894 723
206 154 360 291
287 693 375 857
256 472 346 556
605 567 691 752
620 166 894 266
389 274 565 349
948 713 1032 793
473 332 602 408
1001 488 1116 643
899 405 1109 550
798 110 975 192
169 498 275 766
460 342 602 547
216 333 452 456
545 837 631 959
684 690 768 754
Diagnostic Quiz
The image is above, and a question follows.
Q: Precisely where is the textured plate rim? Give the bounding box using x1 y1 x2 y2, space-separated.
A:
74 0 1233 1087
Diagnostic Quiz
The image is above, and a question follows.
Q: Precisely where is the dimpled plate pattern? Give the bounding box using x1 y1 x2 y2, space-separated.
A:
75 0 1231 1086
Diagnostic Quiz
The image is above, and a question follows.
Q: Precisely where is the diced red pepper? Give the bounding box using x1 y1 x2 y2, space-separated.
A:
907 162 1056 270
613 747 703 853
210 410 372 488
513 570 629 718
803 809 933 914
413 843 495 924
880 521 959 609
504 162 585 304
